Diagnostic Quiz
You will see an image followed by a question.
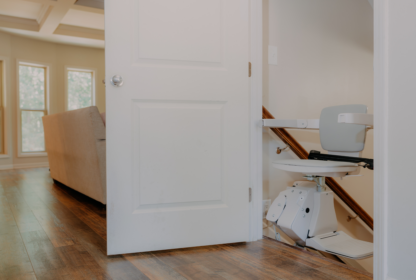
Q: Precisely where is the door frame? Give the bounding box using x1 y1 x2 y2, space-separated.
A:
248 0 264 242
249 0 388 278
373 0 388 279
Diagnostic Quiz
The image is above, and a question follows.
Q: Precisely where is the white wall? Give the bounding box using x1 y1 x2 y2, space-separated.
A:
0 31 105 169
263 0 374 272
381 1 416 279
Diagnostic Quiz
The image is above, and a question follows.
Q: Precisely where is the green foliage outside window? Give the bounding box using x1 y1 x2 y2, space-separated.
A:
19 65 46 153
68 71 92 110
19 66 45 110
21 111 45 152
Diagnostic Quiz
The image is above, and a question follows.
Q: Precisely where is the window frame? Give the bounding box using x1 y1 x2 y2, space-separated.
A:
64 66 96 111
0 57 9 158
16 60 50 158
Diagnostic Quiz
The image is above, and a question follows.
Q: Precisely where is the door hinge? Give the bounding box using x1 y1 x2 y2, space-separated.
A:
249 187 252 202
248 62 252 77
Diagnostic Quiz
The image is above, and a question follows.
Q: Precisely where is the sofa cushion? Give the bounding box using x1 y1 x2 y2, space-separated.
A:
42 106 106 204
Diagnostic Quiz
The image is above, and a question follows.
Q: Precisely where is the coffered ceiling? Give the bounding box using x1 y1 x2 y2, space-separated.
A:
0 0 105 48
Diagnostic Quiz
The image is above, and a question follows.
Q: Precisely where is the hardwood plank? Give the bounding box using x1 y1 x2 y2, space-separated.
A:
0 219 20 235
0 192 36 279
43 182 107 240
317 264 373 280
32 185 149 280
40 225 76 248
33 245 113 280
0 233 34 279
226 241 278 260
215 244 284 280
5 188 44 233
53 181 106 218
11 186 75 247
12 185 132 280
6 272 37 280
125 252 187 280
185 254 262 280
0 168 373 280
150 246 220 268
146 249 197 269
174 263 226 280
260 238 371 276
159 245 263 280
256 239 334 268
20 230 67 275
263 254 335 280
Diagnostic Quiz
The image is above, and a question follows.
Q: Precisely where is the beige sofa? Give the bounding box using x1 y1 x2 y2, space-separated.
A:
42 106 106 204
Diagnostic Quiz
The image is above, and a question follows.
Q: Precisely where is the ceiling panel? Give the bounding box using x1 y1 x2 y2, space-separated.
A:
75 0 104 10
0 1 43 20
60 9 104 30
0 27 105 49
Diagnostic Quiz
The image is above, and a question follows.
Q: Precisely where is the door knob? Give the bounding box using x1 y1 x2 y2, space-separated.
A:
110 75 124 87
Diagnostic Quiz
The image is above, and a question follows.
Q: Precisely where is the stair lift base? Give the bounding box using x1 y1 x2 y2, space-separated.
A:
266 179 373 260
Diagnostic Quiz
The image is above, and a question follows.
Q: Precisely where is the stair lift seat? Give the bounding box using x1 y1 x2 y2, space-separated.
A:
273 159 359 177
263 104 374 260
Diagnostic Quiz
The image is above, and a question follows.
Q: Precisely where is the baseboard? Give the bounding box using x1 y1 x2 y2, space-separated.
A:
0 164 14 170
13 162 49 169
0 162 50 170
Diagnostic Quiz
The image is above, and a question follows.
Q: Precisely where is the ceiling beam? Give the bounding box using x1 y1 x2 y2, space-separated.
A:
38 0 77 34
0 14 39 32
54 24 104 40
21 0 58 5
37 4 51 24
71 5 104 15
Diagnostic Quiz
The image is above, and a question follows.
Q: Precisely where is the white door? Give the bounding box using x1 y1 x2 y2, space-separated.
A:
105 0 250 255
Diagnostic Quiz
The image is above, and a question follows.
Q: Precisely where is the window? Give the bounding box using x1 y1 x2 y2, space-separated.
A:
66 68 95 110
18 63 48 154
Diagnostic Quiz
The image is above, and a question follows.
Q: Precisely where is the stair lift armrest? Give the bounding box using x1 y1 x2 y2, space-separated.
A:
338 113 373 129
262 119 320 129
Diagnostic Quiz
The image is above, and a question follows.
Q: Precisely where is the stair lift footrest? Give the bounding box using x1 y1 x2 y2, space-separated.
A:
305 231 373 260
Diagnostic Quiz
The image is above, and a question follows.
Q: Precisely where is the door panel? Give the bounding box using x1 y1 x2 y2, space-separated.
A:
106 0 250 255
136 0 223 64
132 100 225 209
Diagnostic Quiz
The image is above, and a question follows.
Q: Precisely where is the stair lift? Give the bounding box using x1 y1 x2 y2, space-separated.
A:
263 104 374 260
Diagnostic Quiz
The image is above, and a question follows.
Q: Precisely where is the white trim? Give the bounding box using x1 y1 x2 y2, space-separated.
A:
64 65 97 111
0 164 14 170
18 152 47 158
249 0 263 242
374 0 389 279
0 56 10 158
0 162 49 171
13 162 49 169
16 59 50 158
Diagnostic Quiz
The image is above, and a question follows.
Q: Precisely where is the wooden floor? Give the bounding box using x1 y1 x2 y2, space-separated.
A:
0 168 373 280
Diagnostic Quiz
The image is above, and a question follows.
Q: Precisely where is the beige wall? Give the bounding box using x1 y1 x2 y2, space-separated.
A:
0 31 105 169
263 0 374 272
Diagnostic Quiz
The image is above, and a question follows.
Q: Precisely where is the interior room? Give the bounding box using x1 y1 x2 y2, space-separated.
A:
0 0 105 170
262 0 374 273
0 0 414 280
